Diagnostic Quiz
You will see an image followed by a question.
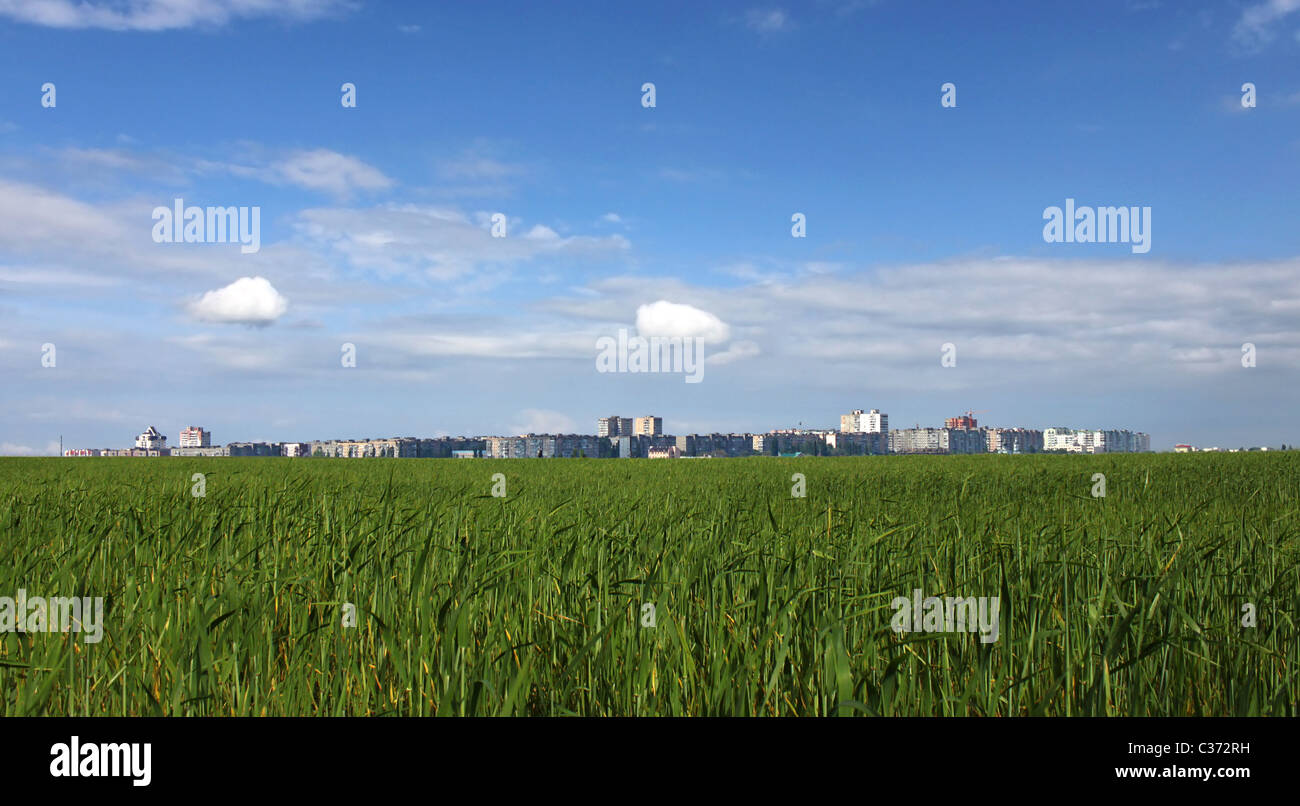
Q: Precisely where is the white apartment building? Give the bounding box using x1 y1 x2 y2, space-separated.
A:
841 408 888 434
890 427 945 454
1043 428 1150 453
866 409 887 434
134 426 167 450
1043 427 1076 452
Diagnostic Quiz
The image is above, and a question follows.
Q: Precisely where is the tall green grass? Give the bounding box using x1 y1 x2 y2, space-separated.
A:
0 453 1296 716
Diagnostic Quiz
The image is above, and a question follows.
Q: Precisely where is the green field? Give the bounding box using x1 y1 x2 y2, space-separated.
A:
1 453 1296 716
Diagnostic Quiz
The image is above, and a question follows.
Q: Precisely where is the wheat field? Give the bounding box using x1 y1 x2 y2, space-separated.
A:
0 453 1296 716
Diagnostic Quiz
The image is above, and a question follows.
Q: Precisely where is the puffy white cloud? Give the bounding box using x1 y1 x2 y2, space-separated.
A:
189 276 287 325
636 300 731 344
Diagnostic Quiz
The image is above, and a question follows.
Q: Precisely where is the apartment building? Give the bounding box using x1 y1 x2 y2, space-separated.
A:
823 430 888 455
179 426 211 448
890 428 946 454
172 446 228 457
841 409 888 434
987 427 1044 454
134 426 167 450
488 434 605 459
943 427 987 454
633 416 663 436
227 442 280 457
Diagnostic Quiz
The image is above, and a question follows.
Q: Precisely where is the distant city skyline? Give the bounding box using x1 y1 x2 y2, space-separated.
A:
3 1 1299 455
17 401 1298 456
50 405 1191 457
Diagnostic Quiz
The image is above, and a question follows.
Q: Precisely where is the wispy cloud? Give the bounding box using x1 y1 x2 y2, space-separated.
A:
270 149 394 199
743 7 790 33
1232 0 1300 52
0 0 355 31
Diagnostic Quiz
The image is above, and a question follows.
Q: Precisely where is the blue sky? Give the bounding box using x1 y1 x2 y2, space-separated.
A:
1 0 1298 453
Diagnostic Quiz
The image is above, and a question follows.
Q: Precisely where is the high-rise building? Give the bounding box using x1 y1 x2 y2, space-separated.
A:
597 416 620 437
866 409 888 434
179 426 211 448
841 409 865 432
841 408 887 434
633 416 663 436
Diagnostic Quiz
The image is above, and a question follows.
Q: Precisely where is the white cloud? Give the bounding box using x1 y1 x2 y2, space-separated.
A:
0 0 354 31
706 340 761 365
601 212 623 223
0 264 122 287
397 23 420 33
507 409 576 435
189 276 287 325
0 179 126 248
1232 0 1300 51
525 224 560 240
272 149 393 198
0 440 60 456
636 300 731 343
